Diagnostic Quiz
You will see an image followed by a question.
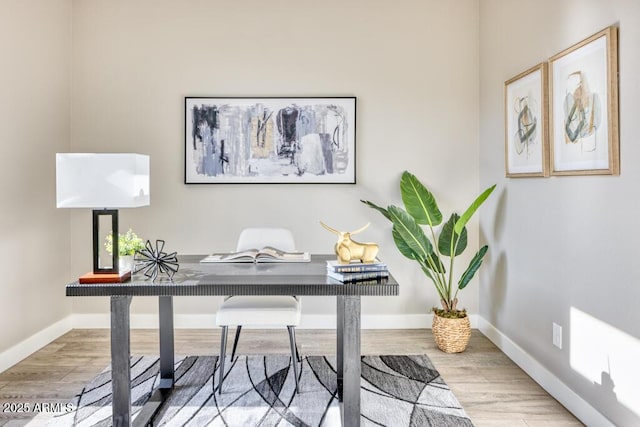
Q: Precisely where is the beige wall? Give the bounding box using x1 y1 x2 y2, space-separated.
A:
69 0 482 319
0 0 72 354
479 1 640 425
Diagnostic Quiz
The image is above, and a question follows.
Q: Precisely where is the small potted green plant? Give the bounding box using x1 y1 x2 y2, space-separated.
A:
105 229 145 272
362 171 495 353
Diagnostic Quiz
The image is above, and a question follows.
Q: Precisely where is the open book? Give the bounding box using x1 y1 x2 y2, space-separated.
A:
200 246 310 263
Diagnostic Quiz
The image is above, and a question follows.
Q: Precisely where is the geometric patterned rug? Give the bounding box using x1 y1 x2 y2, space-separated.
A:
45 354 473 426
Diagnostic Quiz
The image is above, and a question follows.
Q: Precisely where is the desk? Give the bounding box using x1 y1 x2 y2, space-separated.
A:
66 254 398 426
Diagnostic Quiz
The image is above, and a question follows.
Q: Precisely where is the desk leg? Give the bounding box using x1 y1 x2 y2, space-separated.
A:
339 295 361 427
131 297 175 427
337 295 344 401
111 296 132 427
159 296 175 389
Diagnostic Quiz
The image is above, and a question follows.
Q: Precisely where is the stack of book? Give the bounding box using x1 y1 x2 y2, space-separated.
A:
326 260 388 283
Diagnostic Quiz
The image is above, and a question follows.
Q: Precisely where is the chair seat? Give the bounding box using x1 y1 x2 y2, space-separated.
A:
216 296 301 326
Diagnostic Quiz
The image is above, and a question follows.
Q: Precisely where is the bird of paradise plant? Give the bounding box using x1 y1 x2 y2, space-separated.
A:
362 171 495 318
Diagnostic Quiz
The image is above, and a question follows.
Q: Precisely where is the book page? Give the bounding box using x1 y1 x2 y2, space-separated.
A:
201 247 310 263
201 249 258 263
256 246 310 262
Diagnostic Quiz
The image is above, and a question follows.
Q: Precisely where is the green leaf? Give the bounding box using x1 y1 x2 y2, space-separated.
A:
388 205 433 260
438 213 467 257
426 252 446 273
412 242 445 273
400 171 443 226
361 200 392 221
458 245 488 290
454 185 496 235
392 226 419 260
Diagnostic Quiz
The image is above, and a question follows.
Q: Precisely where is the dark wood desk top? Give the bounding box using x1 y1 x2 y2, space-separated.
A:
66 254 399 297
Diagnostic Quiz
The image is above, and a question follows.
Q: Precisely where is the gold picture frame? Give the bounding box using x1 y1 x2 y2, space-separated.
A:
549 26 619 176
505 63 549 178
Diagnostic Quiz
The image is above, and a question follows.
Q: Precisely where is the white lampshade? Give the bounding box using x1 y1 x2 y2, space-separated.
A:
56 153 150 208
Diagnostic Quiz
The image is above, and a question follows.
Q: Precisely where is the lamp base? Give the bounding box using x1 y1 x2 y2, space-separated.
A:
79 270 131 284
93 209 119 274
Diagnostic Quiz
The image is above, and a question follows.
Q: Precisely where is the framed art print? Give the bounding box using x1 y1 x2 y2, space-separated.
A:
184 97 356 184
505 62 549 177
549 26 619 176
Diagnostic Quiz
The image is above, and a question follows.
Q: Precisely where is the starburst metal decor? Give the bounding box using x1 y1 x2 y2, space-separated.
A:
134 240 179 281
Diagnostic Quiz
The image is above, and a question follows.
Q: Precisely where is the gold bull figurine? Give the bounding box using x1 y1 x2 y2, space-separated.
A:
320 222 379 264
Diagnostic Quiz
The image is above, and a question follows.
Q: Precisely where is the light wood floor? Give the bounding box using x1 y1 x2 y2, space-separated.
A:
0 329 582 426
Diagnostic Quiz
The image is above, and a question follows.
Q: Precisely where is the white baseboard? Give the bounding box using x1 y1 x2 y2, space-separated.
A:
0 317 73 373
478 317 614 427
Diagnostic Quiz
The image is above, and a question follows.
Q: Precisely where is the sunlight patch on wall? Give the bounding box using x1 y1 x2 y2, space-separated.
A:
570 307 640 417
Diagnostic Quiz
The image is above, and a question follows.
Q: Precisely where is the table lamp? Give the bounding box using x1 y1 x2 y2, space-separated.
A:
56 153 150 282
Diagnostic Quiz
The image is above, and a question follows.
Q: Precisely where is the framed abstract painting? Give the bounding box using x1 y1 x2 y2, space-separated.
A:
505 62 549 177
184 97 356 184
549 26 619 176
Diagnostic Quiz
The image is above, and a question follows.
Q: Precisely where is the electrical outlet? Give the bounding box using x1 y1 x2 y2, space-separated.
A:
553 323 562 349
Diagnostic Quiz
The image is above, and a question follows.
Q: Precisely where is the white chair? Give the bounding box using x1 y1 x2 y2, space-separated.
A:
215 227 301 393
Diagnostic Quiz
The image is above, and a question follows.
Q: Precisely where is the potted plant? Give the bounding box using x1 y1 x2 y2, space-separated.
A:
104 229 145 272
362 171 495 353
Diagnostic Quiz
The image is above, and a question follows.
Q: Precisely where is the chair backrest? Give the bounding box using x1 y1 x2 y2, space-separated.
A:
236 227 296 252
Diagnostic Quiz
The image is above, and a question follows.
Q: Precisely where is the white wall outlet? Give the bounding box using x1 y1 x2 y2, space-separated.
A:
553 322 563 349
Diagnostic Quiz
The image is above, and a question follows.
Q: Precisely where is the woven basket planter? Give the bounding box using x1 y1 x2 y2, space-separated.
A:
432 313 471 353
